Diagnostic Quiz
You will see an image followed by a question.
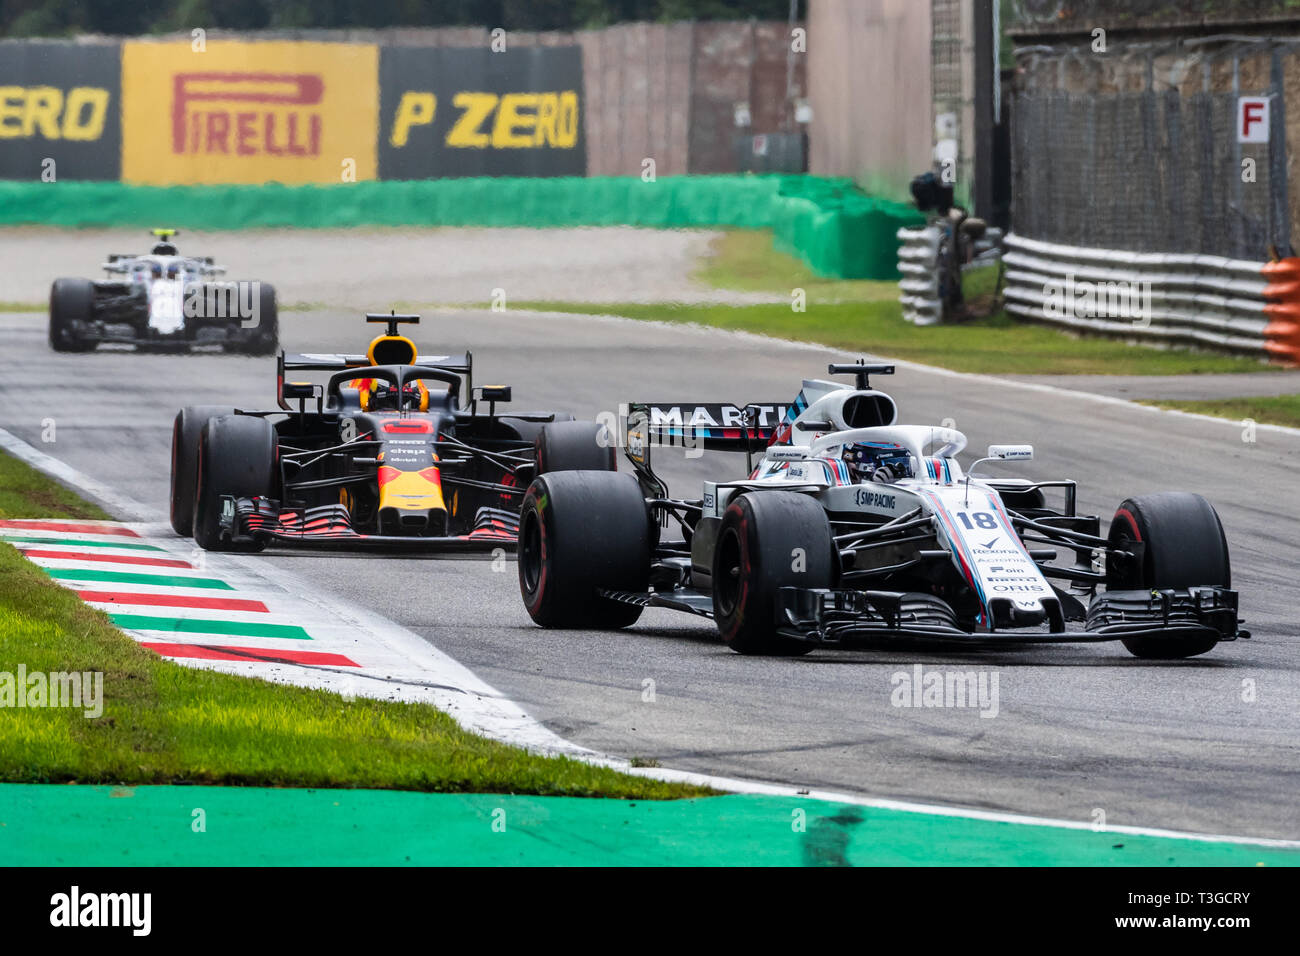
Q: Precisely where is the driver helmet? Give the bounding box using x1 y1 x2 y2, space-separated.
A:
843 441 913 483
359 379 430 412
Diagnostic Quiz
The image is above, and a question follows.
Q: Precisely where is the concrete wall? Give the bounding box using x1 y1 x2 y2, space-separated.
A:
579 22 694 177
580 20 806 177
806 0 934 199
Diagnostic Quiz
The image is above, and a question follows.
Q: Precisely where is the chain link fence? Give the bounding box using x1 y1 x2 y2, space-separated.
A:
1010 40 1293 260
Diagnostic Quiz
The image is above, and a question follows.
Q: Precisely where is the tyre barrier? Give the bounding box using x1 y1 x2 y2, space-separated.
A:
1000 233 1300 365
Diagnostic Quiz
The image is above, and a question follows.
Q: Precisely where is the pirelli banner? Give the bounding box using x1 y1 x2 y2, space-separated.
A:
121 40 380 185
0 41 122 180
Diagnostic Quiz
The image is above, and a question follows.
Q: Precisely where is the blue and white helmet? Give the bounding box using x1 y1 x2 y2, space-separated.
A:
843 441 912 482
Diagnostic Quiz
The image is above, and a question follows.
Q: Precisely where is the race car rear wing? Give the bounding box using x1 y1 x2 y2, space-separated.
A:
622 401 790 472
277 350 473 410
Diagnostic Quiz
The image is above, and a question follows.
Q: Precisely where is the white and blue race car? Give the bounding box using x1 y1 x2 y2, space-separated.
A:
517 361 1245 658
48 229 276 354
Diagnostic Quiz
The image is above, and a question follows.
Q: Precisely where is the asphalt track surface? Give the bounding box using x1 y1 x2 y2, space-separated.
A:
2 235 1298 840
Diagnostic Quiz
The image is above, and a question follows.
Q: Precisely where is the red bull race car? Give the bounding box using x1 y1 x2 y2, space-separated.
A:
170 313 613 551
517 361 1246 659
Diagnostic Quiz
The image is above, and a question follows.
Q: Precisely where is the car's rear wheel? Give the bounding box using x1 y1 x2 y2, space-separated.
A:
170 405 235 537
535 420 616 474
49 278 97 353
498 412 573 445
518 471 648 629
227 282 278 355
193 415 277 552
713 491 833 656
1106 492 1229 659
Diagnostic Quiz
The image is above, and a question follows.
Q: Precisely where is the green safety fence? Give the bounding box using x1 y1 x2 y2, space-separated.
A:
0 175 922 279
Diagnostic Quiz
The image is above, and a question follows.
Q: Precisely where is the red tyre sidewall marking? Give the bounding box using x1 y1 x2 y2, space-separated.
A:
525 492 548 616
170 416 181 527
719 503 751 645
1114 508 1142 542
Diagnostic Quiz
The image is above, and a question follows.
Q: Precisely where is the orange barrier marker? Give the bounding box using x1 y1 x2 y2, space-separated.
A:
1260 258 1300 366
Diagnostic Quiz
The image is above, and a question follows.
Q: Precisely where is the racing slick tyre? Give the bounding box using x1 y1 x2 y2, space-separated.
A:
518 471 649 629
713 491 833 656
48 278 97 353
228 283 278 355
1106 492 1230 659
499 412 573 446
534 420 617 475
193 415 277 552
170 405 235 537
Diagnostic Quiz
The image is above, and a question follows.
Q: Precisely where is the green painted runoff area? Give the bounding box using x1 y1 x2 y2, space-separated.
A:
2 785 1295 866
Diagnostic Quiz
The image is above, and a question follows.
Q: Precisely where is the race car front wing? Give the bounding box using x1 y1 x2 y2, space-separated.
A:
217 496 518 551
774 585 1245 647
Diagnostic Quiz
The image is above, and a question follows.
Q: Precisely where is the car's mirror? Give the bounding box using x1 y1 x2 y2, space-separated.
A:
766 446 811 461
988 444 1033 461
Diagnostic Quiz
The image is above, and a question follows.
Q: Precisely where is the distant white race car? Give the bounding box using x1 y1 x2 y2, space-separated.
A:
48 228 277 354
517 361 1245 659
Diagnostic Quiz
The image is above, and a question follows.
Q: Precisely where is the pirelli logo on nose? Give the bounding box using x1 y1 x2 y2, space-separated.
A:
172 72 324 157
123 40 377 184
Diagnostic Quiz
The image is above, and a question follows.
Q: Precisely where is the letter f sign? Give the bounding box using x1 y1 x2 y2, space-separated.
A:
1238 97 1269 144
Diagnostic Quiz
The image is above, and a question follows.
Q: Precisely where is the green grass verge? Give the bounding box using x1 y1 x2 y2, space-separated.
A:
0 450 707 799
511 300 1272 376
696 230 902 303
686 229 1276 375
1141 394 1300 429
0 452 109 520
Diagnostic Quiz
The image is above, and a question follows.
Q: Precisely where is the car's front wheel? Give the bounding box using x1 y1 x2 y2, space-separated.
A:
170 405 235 537
193 415 277 552
712 491 832 655
1106 492 1230 659
518 470 648 629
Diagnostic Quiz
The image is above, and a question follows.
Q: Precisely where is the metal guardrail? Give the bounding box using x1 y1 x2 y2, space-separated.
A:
1001 233 1300 365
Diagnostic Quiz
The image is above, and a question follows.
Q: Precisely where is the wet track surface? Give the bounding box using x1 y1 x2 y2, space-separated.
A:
2 232 1298 838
